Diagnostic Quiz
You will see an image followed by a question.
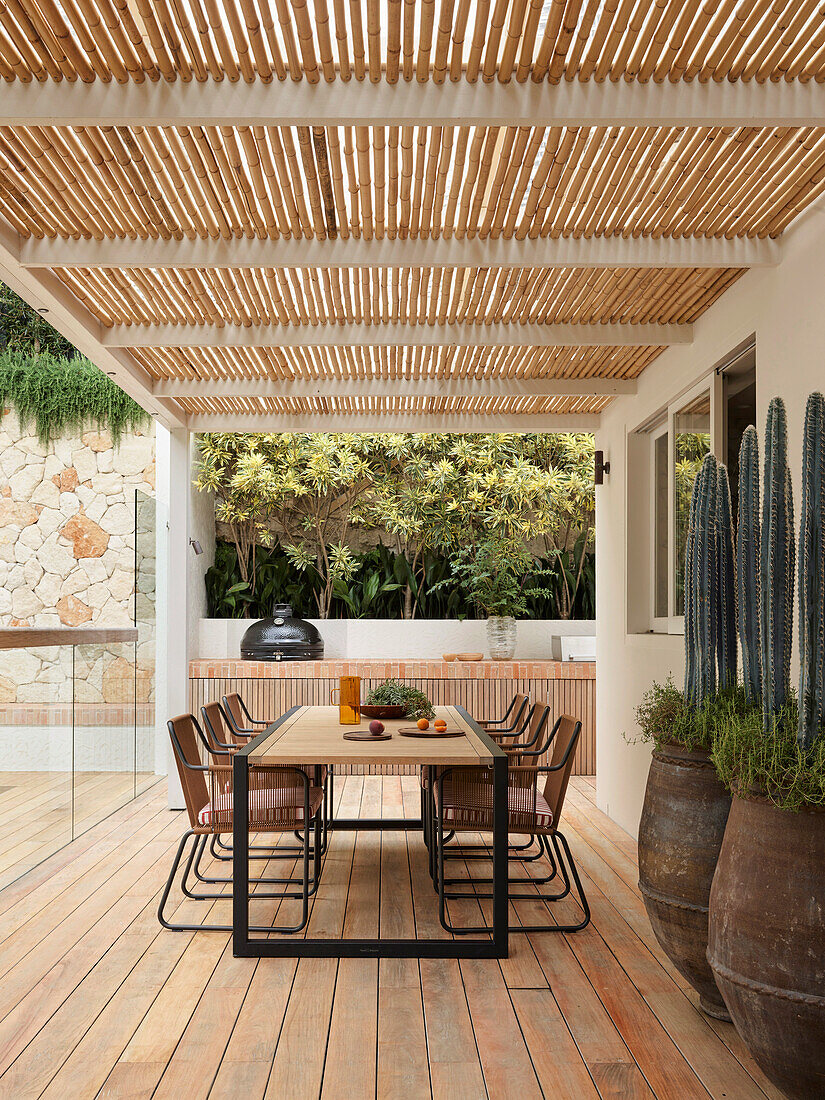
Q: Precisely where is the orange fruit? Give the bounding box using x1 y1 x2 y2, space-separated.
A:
417 718 430 730
434 719 447 730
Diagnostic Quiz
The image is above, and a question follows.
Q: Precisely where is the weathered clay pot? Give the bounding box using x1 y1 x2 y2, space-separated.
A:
638 742 732 1019
708 795 825 1100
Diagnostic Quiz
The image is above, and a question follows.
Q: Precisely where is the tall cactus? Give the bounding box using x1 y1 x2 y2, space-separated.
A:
737 426 762 704
716 462 737 690
798 391 825 751
761 397 795 726
684 458 699 704
684 453 719 708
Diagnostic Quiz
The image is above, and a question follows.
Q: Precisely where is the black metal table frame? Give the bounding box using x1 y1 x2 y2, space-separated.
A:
232 704 509 959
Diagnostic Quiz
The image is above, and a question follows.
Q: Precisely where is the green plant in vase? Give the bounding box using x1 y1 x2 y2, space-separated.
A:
436 535 552 659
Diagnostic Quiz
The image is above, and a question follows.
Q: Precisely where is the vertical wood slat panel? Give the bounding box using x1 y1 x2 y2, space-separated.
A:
189 672 595 775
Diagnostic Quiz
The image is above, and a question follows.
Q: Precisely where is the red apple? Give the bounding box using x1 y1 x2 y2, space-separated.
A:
369 719 385 736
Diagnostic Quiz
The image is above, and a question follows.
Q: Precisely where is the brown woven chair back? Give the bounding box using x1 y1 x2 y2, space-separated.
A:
500 693 530 747
222 692 247 733
542 714 581 827
168 713 210 829
201 700 236 748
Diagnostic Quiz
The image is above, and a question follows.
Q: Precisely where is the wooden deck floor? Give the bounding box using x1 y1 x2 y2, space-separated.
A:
0 772 158 891
0 774 781 1100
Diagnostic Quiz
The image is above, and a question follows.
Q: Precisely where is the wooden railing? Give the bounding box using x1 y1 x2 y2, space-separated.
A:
0 627 138 649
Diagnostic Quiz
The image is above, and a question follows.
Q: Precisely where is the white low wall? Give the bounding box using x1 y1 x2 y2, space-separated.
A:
197 617 595 661
0 723 155 772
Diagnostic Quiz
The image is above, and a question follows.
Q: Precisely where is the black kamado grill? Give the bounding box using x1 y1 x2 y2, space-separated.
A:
240 604 324 662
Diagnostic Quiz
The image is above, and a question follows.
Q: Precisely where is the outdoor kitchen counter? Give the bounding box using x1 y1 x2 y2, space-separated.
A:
189 658 595 774
189 658 594 679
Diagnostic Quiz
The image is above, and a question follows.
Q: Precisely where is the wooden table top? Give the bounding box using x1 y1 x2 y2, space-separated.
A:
248 705 495 766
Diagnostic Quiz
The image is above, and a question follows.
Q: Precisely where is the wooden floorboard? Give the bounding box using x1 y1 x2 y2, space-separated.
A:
0 775 772 1100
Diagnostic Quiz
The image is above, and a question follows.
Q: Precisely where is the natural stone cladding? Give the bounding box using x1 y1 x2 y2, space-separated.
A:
0 409 156 709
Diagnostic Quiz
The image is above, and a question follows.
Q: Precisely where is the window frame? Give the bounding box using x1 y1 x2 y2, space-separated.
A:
649 373 723 635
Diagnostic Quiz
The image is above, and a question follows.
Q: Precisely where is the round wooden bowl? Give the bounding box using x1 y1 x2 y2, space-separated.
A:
456 652 484 662
442 653 457 662
360 704 407 720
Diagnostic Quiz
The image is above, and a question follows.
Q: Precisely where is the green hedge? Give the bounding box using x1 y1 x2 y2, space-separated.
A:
206 539 595 620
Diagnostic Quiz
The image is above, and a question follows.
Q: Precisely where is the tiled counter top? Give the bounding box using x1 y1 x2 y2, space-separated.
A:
189 658 595 680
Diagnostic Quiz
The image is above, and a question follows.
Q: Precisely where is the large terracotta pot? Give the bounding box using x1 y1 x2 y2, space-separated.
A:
708 795 825 1100
638 742 732 1019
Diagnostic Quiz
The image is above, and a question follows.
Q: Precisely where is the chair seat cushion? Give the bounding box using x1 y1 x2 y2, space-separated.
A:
198 785 324 826
438 784 553 829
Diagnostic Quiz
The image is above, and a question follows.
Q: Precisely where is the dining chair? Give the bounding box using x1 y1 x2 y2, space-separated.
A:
432 713 590 935
477 692 530 739
222 691 268 739
201 699 313 865
222 691 333 852
421 701 551 875
201 699 238 749
158 713 324 934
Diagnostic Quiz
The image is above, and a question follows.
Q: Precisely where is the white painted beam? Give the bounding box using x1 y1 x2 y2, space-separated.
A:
106 320 691 349
4 77 825 127
187 412 601 433
154 375 635 400
19 233 778 270
0 223 186 430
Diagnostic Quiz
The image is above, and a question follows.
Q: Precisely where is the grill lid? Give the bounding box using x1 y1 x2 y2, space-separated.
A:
240 604 324 662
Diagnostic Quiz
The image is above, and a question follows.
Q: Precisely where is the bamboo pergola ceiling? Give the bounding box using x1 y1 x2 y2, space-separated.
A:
0 2 824 432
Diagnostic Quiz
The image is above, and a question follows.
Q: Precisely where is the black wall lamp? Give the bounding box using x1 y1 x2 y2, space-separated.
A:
594 450 611 485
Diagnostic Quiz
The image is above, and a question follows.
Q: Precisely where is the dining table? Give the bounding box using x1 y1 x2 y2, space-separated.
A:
232 703 508 959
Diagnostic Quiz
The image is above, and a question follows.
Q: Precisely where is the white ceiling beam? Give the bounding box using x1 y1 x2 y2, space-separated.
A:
0 223 186 430
18 233 778 270
107 320 690 349
187 412 601 434
154 376 635 400
4 77 825 127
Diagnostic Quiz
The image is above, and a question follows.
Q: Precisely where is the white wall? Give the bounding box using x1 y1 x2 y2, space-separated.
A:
596 200 825 837
187 435 215 656
197 617 595 661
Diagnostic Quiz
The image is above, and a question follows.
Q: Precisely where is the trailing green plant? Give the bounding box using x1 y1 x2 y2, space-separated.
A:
713 694 825 812
798 391 825 752
0 350 149 444
364 679 435 721
737 425 761 704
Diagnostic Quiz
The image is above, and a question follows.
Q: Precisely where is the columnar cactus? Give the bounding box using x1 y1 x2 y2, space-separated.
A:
798 391 825 751
684 454 719 708
716 463 737 690
761 397 795 726
737 426 761 704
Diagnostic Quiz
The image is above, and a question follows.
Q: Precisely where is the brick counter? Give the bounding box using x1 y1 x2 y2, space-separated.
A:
190 658 595 775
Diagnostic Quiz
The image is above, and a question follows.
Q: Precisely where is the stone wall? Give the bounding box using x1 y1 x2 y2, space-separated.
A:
0 408 156 712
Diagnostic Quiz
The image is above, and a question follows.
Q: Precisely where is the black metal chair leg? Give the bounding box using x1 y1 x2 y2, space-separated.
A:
157 830 197 929
191 830 321 894
437 829 589 934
